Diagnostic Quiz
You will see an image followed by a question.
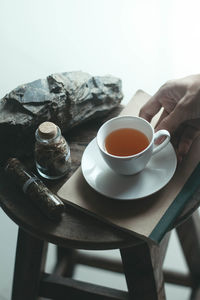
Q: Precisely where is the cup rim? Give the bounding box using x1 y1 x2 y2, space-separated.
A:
96 115 154 159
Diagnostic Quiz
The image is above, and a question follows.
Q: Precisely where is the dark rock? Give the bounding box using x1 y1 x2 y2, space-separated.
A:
0 71 123 162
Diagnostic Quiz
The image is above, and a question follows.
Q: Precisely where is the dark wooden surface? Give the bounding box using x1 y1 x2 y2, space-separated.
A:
0 104 200 250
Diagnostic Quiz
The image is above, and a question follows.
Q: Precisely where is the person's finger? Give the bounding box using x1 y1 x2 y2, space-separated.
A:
177 125 200 161
153 110 169 144
155 111 182 134
155 95 189 133
139 92 163 122
155 109 169 129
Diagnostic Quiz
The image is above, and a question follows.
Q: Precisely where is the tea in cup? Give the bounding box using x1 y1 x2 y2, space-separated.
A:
96 116 170 175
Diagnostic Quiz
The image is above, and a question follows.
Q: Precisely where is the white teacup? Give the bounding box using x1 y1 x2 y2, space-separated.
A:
96 115 170 175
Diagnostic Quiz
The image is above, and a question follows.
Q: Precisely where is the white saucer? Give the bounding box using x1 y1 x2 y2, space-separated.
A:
81 138 177 200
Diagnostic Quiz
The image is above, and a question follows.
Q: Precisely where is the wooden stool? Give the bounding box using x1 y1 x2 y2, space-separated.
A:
1 105 200 300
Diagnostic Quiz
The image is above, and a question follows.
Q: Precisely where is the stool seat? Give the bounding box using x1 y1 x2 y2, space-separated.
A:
0 105 139 250
0 105 199 250
0 167 138 250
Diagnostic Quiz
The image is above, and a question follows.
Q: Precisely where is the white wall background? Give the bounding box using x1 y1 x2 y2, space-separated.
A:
1 0 200 299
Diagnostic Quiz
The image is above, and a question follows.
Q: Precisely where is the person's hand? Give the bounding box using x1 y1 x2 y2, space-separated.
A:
139 74 200 161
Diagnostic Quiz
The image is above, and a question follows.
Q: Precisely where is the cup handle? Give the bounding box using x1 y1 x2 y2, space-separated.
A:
152 129 170 155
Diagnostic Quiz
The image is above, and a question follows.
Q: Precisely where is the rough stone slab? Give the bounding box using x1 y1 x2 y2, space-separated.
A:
0 71 123 162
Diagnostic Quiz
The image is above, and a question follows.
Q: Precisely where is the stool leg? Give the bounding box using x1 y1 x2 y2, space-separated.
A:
176 211 200 283
54 247 77 277
120 234 169 300
176 210 200 300
190 287 200 300
11 228 47 300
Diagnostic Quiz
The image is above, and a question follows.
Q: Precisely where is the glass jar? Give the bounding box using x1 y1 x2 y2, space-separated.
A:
35 121 71 180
